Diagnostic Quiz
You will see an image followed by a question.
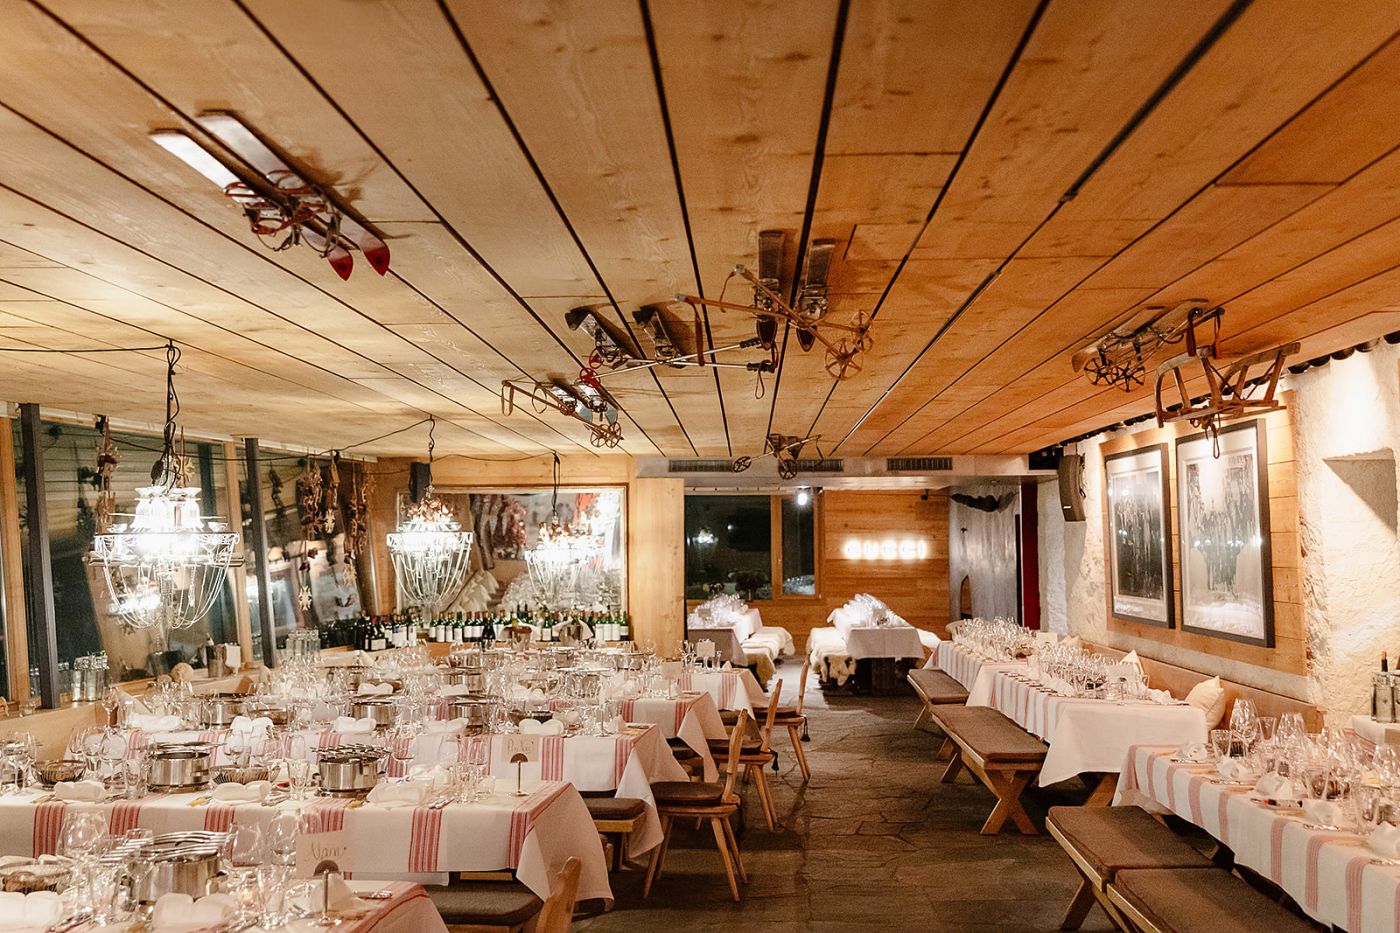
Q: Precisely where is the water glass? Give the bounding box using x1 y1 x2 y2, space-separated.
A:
258 863 289 927
1209 729 1233 761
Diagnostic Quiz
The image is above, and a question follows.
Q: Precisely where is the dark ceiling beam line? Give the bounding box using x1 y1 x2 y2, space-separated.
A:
217 1 642 455
638 0 730 456
435 0 693 457
0 181 527 456
890 28 1400 458
795 0 1049 439
761 0 849 444
23 6 593 457
844 0 1261 456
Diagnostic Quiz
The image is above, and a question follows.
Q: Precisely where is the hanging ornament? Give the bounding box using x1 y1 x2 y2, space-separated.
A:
386 417 474 613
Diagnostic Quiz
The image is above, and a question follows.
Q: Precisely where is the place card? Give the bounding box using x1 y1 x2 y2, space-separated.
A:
501 734 541 764
296 830 350 878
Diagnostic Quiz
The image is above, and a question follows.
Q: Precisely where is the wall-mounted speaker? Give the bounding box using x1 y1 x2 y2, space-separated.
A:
409 461 433 503
1058 454 1086 523
1028 447 1061 472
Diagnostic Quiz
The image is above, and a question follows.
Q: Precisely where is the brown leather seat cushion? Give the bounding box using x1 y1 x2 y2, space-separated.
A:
1111 868 1319 933
719 710 741 726
1047 806 1211 883
584 796 648 821
428 881 543 925
708 738 764 756
907 668 970 704
928 706 1047 762
651 781 724 804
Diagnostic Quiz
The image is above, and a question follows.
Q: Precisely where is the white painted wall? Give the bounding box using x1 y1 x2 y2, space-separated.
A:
947 484 1022 622
1037 342 1400 721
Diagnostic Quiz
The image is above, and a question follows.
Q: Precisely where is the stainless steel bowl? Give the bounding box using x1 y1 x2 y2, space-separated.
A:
242 704 290 726
147 744 212 791
201 692 248 728
134 835 222 902
317 745 385 795
446 696 497 734
443 669 487 693
447 650 484 671
349 698 396 727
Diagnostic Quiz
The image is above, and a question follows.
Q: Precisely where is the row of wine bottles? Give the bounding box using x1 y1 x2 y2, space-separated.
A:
314 606 631 652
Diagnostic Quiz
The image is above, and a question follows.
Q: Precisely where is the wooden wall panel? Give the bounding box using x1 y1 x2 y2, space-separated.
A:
1098 405 1304 676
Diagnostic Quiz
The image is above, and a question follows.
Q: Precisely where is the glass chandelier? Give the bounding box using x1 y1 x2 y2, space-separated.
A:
386 418 474 613
88 343 242 633
523 454 606 610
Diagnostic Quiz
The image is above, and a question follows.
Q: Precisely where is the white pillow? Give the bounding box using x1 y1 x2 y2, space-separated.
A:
1185 676 1227 728
1062 635 1081 652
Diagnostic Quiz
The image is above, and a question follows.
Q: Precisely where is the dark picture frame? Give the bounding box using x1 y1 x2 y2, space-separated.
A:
1104 444 1175 628
1175 420 1275 647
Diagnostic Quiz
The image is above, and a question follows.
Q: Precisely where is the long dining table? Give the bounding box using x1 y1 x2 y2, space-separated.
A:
1117 744 1400 932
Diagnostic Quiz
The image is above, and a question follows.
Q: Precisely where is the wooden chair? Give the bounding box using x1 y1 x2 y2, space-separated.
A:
771 661 811 782
533 857 581 933
709 680 782 831
430 856 579 932
645 710 751 901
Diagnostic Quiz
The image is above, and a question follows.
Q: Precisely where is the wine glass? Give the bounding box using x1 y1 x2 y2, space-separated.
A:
387 725 416 781
1229 699 1259 754
62 810 108 861
1277 712 1306 745
220 822 266 874
265 811 301 871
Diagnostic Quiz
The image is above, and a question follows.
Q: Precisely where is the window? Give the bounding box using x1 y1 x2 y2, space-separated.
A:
684 492 819 600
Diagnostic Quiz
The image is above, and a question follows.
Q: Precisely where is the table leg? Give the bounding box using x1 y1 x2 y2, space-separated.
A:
1084 773 1117 808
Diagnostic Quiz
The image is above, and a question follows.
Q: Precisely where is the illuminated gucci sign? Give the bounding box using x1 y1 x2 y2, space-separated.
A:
842 538 929 560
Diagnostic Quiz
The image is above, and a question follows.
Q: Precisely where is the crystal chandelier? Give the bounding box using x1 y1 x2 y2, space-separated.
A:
523 454 606 610
88 343 242 633
386 418 474 613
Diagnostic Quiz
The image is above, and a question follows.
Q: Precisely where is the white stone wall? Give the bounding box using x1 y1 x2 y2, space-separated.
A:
1036 342 1400 721
947 484 1023 621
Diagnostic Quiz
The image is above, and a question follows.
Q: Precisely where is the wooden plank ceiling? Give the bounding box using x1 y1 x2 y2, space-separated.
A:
0 0 1397 459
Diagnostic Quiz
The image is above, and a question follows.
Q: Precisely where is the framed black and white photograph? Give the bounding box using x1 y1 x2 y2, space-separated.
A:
1104 444 1174 627
1176 420 1274 647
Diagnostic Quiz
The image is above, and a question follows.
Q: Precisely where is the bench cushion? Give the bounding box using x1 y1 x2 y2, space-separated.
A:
929 706 1047 763
1111 868 1318 933
908 668 970 704
584 796 647 822
1047 806 1211 883
428 881 543 925
651 781 724 804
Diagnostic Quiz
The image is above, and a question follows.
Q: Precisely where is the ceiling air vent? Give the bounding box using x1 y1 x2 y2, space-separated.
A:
667 459 735 473
793 458 843 472
886 456 952 472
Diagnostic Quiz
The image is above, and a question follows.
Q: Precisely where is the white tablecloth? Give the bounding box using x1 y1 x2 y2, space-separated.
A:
620 693 726 781
1351 715 1400 750
0 780 611 905
1117 745 1399 932
678 669 766 714
828 609 924 660
985 671 1207 786
935 642 1022 705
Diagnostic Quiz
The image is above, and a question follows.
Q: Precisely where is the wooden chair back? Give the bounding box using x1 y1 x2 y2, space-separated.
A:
792 660 810 717
534 856 581 933
759 679 783 752
720 710 751 798
1083 641 1323 730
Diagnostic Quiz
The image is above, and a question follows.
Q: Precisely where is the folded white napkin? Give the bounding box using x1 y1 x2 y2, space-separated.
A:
1146 688 1175 704
1215 758 1259 782
128 713 182 732
1178 742 1210 763
228 715 273 736
54 780 105 802
407 765 454 791
527 688 548 706
357 682 394 696
1302 797 1348 828
518 718 564 736
211 780 271 804
333 716 377 734
152 892 236 933
439 684 472 697
324 873 370 911
366 782 427 809
0 890 62 930
1370 823 1400 859
1253 773 1303 800
424 718 468 735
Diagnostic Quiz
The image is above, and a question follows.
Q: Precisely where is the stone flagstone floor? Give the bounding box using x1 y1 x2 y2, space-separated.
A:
575 668 1118 932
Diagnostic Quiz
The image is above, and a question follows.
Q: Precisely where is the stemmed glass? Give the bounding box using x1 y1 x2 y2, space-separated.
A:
387 724 417 781
101 687 120 728
1229 699 1259 755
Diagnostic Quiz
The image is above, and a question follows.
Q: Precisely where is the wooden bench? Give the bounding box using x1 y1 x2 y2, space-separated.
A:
1046 805 1214 930
928 705 1047 835
906 668 969 753
1107 868 1320 933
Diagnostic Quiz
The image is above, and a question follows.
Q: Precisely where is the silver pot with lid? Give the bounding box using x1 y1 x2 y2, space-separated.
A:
147 743 212 791
129 833 223 902
443 668 487 693
201 693 248 728
348 698 396 728
446 696 497 734
317 744 385 796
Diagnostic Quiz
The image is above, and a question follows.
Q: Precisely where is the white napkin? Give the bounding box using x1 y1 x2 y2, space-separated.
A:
324 873 370 911
152 892 236 933
518 718 564 736
1302 797 1348 828
424 718 468 734
210 780 272 804
407 765 454 792
128 713 182 732
1253 773 1303 801
228 715 273 736
54 780 105 802
333 716 377 734
527 688 548 706
1370 823 1400 859
0 891 62 930
366 782 428 809
1215 758 1259 782
357 682 394 696
439 685 472 697
1178 742 1210 763
1120 649 1143 671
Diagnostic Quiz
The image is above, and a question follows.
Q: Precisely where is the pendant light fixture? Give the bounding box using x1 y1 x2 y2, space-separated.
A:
88 343 243 634
386 417 474 613
523 453 606 610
